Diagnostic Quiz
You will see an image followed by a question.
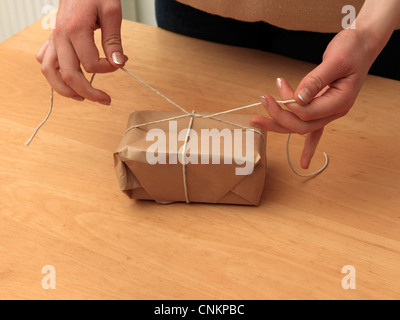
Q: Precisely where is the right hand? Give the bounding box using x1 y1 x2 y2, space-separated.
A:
36 0 128 105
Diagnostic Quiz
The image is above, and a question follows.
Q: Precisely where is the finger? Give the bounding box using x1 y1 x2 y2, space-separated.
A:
99 1 126 67
36 39 50 63
277 77 353 122
276 77 302 112
277 77 327 103
249 115 291 133
277 77 295 100
294 57 349 105
299 77 358 119
277 77 317 115
261 95 341 135
253 95 327 170
55 35 111 104
40 38 83 100
301 128 324 169
68 26 117 74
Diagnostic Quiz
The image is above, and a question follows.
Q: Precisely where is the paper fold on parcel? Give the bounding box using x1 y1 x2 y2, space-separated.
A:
114 111 267 205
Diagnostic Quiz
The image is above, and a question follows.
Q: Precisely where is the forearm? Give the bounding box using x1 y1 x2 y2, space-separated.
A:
356 0 400 61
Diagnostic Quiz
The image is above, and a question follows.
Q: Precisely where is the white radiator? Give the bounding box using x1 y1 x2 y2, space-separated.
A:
0 0 155 44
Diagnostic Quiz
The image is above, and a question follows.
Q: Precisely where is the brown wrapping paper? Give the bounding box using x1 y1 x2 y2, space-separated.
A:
114 110 267 205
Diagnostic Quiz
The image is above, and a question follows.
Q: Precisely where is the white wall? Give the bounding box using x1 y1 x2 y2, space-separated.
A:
0 0 59 43
121 0 157 27
134 0 157 27
0 0 156 43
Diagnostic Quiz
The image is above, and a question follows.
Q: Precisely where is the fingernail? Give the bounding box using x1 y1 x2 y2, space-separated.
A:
112 52 125 65
298 88 311 104
72 96 83 101
276 78 282 90
260 96 269 110
100 100 111 106
250 122 262 129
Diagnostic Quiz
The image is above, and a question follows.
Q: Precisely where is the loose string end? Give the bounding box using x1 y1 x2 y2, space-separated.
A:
25 88 54 147
25 137 34 147
286 133 329 178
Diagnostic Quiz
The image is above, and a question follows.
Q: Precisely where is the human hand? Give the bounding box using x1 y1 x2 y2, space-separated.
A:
250 29 375 169
36 0 127 105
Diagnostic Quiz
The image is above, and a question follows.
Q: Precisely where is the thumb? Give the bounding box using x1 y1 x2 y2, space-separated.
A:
294 58 343 105
100 3 126 68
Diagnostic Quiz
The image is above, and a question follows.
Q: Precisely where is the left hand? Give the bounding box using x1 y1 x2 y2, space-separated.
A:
250 29 375 169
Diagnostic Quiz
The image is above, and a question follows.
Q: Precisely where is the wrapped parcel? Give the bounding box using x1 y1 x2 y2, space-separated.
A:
114 110 266 205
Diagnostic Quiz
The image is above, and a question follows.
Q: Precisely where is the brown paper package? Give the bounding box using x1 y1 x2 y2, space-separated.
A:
114 110 267 205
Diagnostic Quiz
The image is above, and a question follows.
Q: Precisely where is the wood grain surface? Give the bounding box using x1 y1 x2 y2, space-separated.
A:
0 19 399 300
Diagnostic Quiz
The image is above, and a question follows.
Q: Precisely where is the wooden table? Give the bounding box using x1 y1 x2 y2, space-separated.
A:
0 19 399 300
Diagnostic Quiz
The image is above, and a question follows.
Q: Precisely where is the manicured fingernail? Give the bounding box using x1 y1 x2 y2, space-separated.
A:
72 96 83 101
112 52 125 65
298 88 311 104
100 100 111 106
276 78 282 90
260 96 269 109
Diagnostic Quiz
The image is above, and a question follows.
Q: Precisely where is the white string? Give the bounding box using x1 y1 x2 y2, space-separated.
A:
181 111 196 203
286 134 329 177
121 68 189 114
119 69 329 178
25 88 54 146
25 68 328 178
25 73 95 146
199 100 296 118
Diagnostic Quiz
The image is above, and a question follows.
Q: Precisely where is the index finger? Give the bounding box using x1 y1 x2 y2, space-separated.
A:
68 27 117 74
55 35 111 104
